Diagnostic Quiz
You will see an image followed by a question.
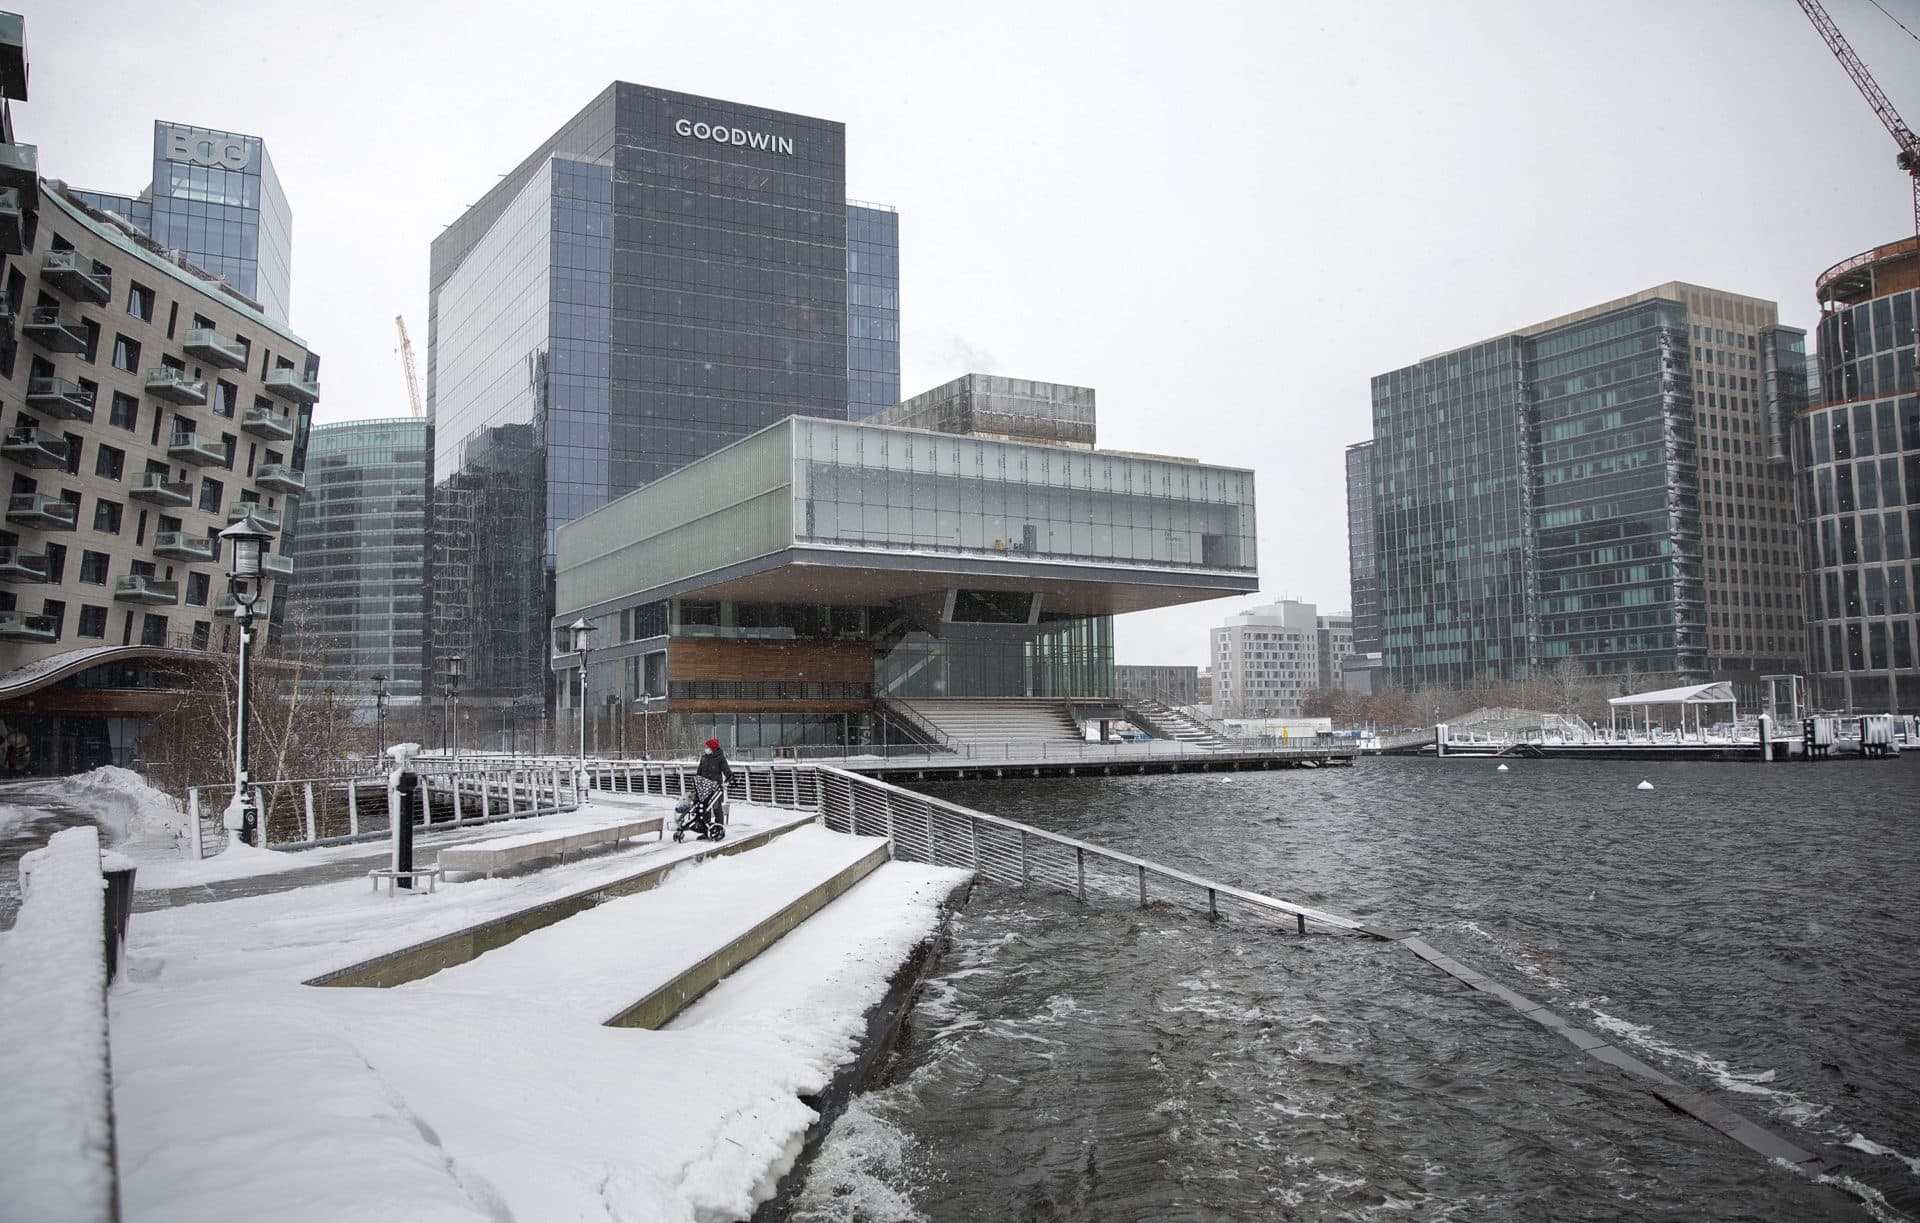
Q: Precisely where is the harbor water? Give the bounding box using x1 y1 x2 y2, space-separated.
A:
790 756 1920 1221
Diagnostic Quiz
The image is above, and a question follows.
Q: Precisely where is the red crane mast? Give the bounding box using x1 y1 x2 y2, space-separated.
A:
1795 0 1920 233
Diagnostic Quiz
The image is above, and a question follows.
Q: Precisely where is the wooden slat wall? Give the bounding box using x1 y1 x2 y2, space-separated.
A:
670 638 874 685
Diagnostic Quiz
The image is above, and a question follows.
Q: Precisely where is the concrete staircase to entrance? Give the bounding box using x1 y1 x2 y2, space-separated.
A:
901 697 1083 746
1125 698 1234 748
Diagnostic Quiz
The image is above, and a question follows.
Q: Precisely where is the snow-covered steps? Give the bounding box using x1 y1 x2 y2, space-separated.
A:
308 814 813 989
396 826 893 1029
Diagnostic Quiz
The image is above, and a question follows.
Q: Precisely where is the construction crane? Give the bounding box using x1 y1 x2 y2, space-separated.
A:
1795 0 1920 234
395 314 424 418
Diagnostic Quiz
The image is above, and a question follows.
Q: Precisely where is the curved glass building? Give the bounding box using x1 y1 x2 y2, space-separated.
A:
1799 236 1919 712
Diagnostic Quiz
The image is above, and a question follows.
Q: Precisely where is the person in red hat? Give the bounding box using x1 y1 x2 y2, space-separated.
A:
693 735 734 826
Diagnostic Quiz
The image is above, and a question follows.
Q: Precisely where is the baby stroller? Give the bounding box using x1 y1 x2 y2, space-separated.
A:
672 782 728 842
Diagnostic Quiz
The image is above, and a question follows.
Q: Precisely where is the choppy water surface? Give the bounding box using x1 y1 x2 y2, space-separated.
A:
791 756 1920 1221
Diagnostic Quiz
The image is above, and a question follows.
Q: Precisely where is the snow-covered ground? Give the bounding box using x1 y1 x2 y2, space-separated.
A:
0 769 967 1222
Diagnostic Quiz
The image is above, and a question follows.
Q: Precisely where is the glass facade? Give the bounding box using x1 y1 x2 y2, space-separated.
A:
285 419 429 698
430 84 901 708
71 122 291 324
847 203 900 420
1372 339 1536 688
1800 263 1918 712
1528 301 1704 677
1371 284 1799 693
1344 440 1378 653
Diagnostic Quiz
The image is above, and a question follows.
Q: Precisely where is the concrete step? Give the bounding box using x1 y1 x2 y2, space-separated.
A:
394 825 893 1029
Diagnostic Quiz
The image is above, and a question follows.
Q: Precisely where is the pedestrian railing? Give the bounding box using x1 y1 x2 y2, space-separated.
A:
184 761 581 858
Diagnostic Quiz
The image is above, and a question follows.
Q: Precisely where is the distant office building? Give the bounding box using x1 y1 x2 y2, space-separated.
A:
1115 664 1199 705
847 203 900 420
69 121 292 326
1344 441 1378 654
1196 667 1213 706
1340 651 1383 696
1368 282 1805 698
870 375 1095 449
429 83 901 709
1211 601 1325 718
1798 236 1917 712
285 419 428 702
0 145 319 772
1316 614 1354 691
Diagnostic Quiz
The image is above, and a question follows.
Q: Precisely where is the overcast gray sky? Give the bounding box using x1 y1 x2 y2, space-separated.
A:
24 0 1920 668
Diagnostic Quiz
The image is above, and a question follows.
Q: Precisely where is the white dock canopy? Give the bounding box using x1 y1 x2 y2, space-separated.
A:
1606 682 1737 736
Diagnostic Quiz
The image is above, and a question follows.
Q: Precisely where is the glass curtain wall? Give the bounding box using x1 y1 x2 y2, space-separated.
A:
847 204 900 420
1801 283 1918 710
1345 441 1379 653
1527 301 1705 677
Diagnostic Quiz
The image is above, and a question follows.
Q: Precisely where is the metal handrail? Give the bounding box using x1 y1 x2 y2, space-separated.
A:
873 695 956 751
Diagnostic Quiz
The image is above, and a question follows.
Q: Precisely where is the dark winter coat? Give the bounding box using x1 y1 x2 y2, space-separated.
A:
696 749 733 784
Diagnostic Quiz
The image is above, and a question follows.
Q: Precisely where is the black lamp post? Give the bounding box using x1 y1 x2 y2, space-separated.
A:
219 513 275 847
570 617 596 767
445 653 464 761
372 672 388 760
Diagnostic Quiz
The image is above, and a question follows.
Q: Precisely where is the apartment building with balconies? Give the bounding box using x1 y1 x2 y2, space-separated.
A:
0 158 318 771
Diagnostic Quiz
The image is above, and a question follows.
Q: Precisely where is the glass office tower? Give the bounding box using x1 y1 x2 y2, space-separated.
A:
1800 236 1918 712
1369 282 1801 695
1343 440 1379 654
429 84 900 706
285 419 430 700
69 121 292 325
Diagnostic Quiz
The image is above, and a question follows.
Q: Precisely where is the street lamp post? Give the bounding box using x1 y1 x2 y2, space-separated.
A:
219 514 275 847
372 672 388 761
445 654 464 761
569 618 597 768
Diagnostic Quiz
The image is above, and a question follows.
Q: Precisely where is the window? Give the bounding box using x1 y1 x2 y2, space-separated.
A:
126 282 155 322
198 477 223 514
140 613 167 647
93 498 123 535
109 392 139 431
80 318 101 363
77 605 107 639
186 572 210 607
191 621 210 650
111 334 141 373
213 379 236 418
62 433 83 476
43 543 66 584
41 598 65 638
79 551 108 584
94 445 124 481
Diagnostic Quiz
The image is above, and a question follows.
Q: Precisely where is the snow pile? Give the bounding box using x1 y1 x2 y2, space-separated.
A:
0 826 116 1222
58 766 194 862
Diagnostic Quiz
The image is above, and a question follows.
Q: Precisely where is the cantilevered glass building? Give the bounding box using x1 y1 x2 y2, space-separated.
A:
429 83 902 709
284 419 429 702
1368 282 1805 696
554 408 1257 750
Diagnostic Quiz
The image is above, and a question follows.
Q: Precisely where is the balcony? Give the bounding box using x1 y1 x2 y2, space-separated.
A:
264 367 320 405
42 250 111 306
0 187 26 256
0 12 24 100
113 574 179 605
0 545 48 584
25 376 96 421
182 327 248 370
167 430 227 467
214 593 270 618
146 366 208 406
130 471 193 506
242 406 296 442
154 531 216 563
0 611 56 643
261 552 294 578
0 142 35 196
254 463 305 494
227 503 281 531
23 306 86 354
5 492 77 531
2 425 70 469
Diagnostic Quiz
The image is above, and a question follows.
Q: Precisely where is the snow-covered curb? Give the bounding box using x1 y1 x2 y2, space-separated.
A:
0 826 117 1222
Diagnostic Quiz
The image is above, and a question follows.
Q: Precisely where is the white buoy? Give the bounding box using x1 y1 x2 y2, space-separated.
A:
1496 763 1509 772
1637 780 1654 791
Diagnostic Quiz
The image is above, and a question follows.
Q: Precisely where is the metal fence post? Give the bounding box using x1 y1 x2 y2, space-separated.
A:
1076 847 1085 901
188 789 202 859
347 781 360 837
1021 830 1030 886
1138 863 1147 908
303 782 317 843
452 771 464 823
